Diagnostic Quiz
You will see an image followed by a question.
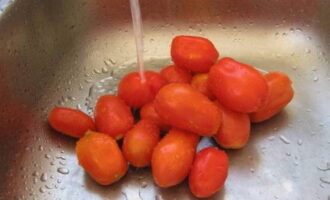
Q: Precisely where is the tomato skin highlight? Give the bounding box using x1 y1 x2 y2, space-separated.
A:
140 102 169 131
189 147 229 198
122 120 160 167
250 72 294 122
208 57 269 113
154 83 222 136
94 95 134 140
76 131 128 185
171 36 219 73
160 65 192 84
151 129 199 188
118 71 167 108
214 102 250 149
48 107 95 138
191 73 216 100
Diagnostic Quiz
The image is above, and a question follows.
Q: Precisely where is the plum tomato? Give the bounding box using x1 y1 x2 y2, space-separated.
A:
160 65 192 84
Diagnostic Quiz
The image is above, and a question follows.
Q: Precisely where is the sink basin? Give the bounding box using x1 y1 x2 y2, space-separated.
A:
0 0 330 199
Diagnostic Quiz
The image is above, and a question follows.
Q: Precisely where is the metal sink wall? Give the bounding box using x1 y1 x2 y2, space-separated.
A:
0 0 330 199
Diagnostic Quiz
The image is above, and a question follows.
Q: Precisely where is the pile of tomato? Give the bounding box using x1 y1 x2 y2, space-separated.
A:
48 35 294 198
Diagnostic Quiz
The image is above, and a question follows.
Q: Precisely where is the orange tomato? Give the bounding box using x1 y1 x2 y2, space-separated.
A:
189 147 229 198
76 131 128 185
214 102 250 149
208 57 269 113
191 73 216 100
118 71 167 108
140 102 169 131
160 65 192 83
152 129 199 187
122 120 160 167
250 72 294 122
94 95 134 140
154 83 222 136
171 36 219 73
48 107 95 138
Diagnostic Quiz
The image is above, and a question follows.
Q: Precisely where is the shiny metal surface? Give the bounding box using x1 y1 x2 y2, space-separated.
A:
1 0 330 199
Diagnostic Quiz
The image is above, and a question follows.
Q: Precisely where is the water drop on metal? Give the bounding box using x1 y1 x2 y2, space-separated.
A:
297 139 303 145
57 167 70 175
39 187 46 193
320 177 330 184
313 76 319 82
40 173 48 182
279 135 291 144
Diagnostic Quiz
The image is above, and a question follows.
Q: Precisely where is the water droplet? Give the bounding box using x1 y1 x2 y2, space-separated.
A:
76 104 82 110
268 136 275 141
50 161 55 166
55 156 66 160
291 66 297 70
102 67 108 73
317 162 330 171
57 167 70 175
38 145 44 151
140 181 148 188
45 184 53 189
279 135 291 144
59 161 66 166
79 84 84 90
57 179 62 184
306 49 311 54
273 127 279 131
294 160 299 166
93 68 102 74
155 194 164 200
33 177 38 184
32 171 39 177
297 139 303 145
68 96 76 101
286 152 291 156
320 177 330 184
319 123 324 127
39 186 46 193
40 173 48 182
313 76 319 82
85 79 93 83
250 168 255 173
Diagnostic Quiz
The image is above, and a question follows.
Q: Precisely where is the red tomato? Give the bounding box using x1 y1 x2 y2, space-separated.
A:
208 57 269 113
160 65 192 83
154 83 222 136
191 73 216 100
94 95 134 140
214 102 250 149
48 107 95 138
122 120 160 167
189 147 229 198
140 102 169 131
250 72 294 122
76 131 128 185
152 129 199 187
171 36 219 73
118 71 167 108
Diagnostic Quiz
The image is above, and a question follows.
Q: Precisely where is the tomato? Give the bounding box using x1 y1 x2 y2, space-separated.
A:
191 73 216 100
214 102 250 149
48 107 95 138
122 120 160 167
140 102 169 131
189 147 229 198
160 65 192 84
171 36 219 73
94 95 134 140
152 129 199 187
118 71 167 108
208 57 269 113
250 72 294 122
154 83 221 136
76 131 128 185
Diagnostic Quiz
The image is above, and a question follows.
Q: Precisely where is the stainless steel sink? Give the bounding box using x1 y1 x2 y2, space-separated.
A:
1 0 330 199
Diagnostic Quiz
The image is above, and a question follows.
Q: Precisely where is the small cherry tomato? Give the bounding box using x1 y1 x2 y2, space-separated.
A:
118 71 167 108
154 83 222 136
152 128 199 188
214 102 250 149
76 131 128 185
122 120 160 168
250 72 294 122
94 95 134 140
189 147 229 198
48 107 95 138
140 102 169 131
160 65 192 84
171 36 219 73
208 57 269 113
191 73 216 100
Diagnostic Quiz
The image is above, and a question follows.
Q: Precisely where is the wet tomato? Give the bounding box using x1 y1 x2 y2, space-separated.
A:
140 102 169 131
160 65 192 84
191 73 216 100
